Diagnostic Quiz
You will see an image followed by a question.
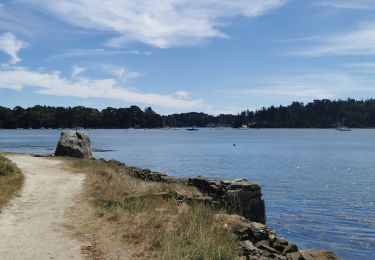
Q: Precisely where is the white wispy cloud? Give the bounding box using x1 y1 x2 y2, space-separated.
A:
0 4 30 36
18 0 288 48
292 23 375 56
0 66 204 110
0 3 55 38
72 65 86 78
339 62 375 75
223 72 375 102
174 91 190 99
100 64 143 82
46 49 151 61
0 32 26 64
342 62 375 69
315 0 375 10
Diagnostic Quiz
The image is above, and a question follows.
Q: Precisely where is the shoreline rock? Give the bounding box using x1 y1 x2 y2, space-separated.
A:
33 147 339 260
93 157 338 260
188 176 266 224
54 131 92 158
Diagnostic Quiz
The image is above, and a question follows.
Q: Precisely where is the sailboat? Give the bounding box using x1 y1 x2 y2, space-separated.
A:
238 124 250 130
187 126 199 131
186 115 199 131
336 125 351 131
335 113 351 131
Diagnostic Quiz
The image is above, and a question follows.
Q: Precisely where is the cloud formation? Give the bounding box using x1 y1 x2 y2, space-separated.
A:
0 32 26 64
46 48 151 61
174 91 190 99
342 62 375 69
0 67 204 110
18 0 287 48
316 0 375 10
100 64 143 82
72 65 86 78
224 72 375 103
292 23 375 56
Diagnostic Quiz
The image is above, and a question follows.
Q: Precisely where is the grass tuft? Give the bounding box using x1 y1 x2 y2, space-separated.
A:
160 205 239 260
0 154 24 210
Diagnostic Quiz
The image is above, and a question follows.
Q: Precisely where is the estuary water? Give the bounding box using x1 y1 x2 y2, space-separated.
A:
0 128 374 259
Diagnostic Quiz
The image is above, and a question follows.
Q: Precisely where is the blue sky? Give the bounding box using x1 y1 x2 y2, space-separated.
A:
1 0 375 114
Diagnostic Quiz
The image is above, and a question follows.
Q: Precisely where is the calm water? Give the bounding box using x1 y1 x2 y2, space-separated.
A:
0 129 374 259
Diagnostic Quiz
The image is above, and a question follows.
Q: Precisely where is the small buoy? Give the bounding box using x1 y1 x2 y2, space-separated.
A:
233 144 236 146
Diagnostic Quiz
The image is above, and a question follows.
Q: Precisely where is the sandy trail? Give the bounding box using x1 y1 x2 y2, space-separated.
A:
0 154 85 260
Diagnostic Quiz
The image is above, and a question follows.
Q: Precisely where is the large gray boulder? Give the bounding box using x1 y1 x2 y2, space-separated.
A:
54 131 92 158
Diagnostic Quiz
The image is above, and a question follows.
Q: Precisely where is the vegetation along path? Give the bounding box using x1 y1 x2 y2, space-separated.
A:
0 154 85 260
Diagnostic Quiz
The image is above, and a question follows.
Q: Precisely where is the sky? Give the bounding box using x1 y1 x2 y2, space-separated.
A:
1 0 375 115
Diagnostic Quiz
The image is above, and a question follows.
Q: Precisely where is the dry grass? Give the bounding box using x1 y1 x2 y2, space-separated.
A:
64 158 239 260
159 205 239 260
0 154 24 211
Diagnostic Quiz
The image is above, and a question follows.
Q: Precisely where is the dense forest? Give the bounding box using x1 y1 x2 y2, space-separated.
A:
1 99 375 129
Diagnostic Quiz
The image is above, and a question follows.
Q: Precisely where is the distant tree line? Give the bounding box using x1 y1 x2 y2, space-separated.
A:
236 99 375 128
1 98 375 129
0 105 163 129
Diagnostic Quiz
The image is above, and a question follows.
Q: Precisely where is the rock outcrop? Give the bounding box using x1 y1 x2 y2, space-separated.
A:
219 214 339 260
188 177 266 223
127 167 178 183
92 157 338 260
300 250 339 260
54 131 92 158
106 165 266 224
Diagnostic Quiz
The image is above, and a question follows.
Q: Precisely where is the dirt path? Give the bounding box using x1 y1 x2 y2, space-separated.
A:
0 154 85 260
